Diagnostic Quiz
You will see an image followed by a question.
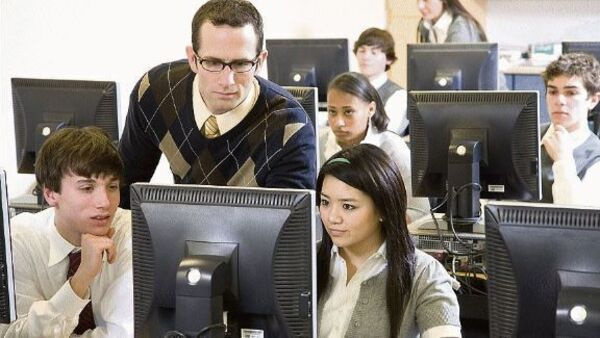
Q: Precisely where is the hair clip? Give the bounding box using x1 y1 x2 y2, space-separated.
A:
326 157 350 165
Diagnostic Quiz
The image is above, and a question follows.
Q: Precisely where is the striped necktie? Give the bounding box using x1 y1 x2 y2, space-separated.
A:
202 115 220 139
68 250 97 334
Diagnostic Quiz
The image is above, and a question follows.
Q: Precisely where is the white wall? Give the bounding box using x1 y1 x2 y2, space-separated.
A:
486 0 600 46
0 0 386 199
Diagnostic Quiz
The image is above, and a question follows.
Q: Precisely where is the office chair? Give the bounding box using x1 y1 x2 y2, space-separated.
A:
590 107 600 137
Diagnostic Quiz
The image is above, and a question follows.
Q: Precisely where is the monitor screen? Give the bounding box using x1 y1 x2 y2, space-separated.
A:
562 41 600 62
408 91 541 223
407 43 498 91
266 39 349 104
0 170 16 324
485 203 600 337
11 78 119 174
130 183 316 338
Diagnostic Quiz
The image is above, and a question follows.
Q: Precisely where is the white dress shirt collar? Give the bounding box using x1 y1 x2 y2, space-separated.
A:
370 72 389 90
329 241 387 268
423 10 453 43
48 212 76 268
323 122 378 161
192 75 260 135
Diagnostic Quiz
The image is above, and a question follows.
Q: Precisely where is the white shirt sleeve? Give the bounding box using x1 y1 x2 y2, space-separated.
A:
384 89 409 136
4 235 87 337
79 270 134 337
4 209 134 337
422 325 462 338
552 157 600 207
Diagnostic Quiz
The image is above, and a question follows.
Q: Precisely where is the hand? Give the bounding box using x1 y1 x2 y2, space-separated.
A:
70 228 116 298
542 125 575 162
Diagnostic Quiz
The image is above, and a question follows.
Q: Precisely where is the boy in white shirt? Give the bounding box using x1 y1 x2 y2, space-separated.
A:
541 53 600 206
354 28 408 136
3 127 133 337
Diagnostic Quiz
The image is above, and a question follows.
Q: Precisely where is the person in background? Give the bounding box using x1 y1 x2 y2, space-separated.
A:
319 72 430 222
4 127 133 337
118 0 316 208
541 52 600 206
416 0 487 43
354 27 408 136
317 144 461 338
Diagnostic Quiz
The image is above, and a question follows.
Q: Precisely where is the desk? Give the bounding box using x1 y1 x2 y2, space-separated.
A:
9 194 45 215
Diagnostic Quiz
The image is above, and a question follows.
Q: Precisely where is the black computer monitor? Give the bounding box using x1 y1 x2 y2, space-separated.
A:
407 43 498 91
408 91 541 227
485 203 600 337
562 41 600 62
282 86 318 131
0 170 17 324
266 39 349 105
130 183 316 338
11 78 119 174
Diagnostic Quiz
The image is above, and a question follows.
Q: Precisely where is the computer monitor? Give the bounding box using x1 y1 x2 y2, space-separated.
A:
282 86 318 131
11 78 119 174
562 41 600 62
408 91 541 228
266 39 349 105
130 183 316 338
0 170 17 324
407 43 498 91
485 203 600 337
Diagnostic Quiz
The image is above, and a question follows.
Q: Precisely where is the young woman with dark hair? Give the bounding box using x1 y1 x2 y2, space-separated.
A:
317 144 461 337
416 0 487 43
319 72 430 222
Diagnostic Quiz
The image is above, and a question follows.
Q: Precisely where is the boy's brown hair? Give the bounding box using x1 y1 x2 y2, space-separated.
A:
543 52 600 96
353 28 397 71
35 127 123 192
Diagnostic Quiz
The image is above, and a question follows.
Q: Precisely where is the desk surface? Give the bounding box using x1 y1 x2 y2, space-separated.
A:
9 194 45 215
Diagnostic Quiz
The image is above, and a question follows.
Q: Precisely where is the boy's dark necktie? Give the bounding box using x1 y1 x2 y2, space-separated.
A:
67 250 97 334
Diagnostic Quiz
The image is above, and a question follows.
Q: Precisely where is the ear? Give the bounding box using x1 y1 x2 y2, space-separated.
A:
185 46 199 73
43 187 59 207
368 101 376 118
588 91 600 111
255 50 268 73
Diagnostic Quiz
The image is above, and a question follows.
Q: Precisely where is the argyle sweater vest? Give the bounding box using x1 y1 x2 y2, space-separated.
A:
119 60 316 207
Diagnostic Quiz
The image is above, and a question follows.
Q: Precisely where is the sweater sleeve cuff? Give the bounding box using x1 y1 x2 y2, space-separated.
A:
422 325 462 338
48 281 90 318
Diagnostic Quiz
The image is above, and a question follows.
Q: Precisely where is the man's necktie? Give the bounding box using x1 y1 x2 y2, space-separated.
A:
202 115 220 139
68 250 97 334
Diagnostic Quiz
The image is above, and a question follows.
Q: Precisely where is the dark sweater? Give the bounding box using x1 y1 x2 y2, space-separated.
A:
119 59 316 208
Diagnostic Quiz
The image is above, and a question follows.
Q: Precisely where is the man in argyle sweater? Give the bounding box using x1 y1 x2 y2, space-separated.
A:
118 0 315 208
